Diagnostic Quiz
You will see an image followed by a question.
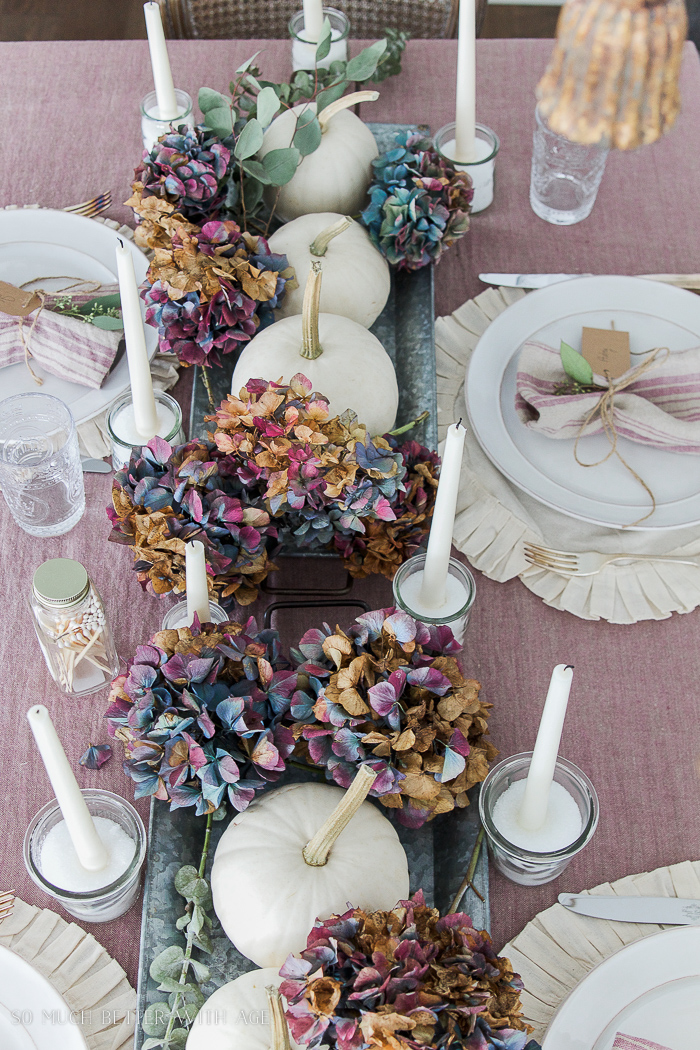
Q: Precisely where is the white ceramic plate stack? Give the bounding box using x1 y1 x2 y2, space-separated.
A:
465 276 700 530
0 944 87 1050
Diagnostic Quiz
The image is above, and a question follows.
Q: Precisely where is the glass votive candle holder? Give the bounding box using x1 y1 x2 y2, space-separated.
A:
433 121 500 214
23 789 147 922
289 8 350 71
107 390 184 471
141 88 194 153
162 597 229 631
392 553 476 645
479 752 599 886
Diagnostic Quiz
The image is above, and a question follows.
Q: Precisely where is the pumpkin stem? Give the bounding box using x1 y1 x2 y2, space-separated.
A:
310 216 354 257
266 985 291 1050
300 259 323 361
317 90 379 131
302 764 378 867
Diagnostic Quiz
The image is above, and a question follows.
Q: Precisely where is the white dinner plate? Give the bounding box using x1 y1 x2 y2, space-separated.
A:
0 209 156 425
0 944 88 1050
542 925 700 1049
465 276 700 530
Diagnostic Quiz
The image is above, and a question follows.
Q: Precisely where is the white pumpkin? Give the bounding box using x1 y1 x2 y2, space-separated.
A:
231 258 398 435
211 766 410 968
187 970 298 1050
259 91 380 221
269 212 390 327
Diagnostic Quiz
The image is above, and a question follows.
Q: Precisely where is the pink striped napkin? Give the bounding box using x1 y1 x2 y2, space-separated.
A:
613 1034 671 1050
515 341 700 454
0 286 123 389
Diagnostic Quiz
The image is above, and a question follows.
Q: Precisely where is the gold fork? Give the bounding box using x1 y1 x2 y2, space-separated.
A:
63 192 112 218
0 890 15 922
523 542 700 577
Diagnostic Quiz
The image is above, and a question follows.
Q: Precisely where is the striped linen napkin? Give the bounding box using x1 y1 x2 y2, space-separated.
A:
515 340 700 453
613 1035 672 1050
0 285 123 389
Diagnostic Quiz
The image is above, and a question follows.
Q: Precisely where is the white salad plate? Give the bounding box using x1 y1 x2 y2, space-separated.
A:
542 925 700 1050
465 276 700 530
0 944 88 1050
0 209 156 425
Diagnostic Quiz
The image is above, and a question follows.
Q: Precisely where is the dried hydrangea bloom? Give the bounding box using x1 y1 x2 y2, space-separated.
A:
106 617 296 816
289 607 498 827
280 891 539 1050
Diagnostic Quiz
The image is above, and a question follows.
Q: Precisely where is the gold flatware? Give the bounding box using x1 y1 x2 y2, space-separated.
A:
523 542 700 577
63 192 112 218
0 890 15 921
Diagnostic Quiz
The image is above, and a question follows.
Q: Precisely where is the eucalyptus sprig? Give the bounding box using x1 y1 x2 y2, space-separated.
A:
141 811 220 1050
52 293 123 330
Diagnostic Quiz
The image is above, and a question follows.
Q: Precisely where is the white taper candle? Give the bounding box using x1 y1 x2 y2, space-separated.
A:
115 240 159 441
418 421 467 609
144 2 179 120
454 0 477 161
518 665 574 832
186 540 211 626
27 705 109 872
302 0 324 41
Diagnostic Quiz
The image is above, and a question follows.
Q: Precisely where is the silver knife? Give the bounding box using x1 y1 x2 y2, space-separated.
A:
480 272 700 290
559 892 700 925
81 458 112 473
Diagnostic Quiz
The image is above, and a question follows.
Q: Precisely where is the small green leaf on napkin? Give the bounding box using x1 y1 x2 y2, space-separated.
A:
560 340 594 386
91 314 123 330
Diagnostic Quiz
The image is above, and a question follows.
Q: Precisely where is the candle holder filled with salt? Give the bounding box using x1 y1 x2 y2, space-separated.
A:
161 598 229 631
289 7 349 72
392 552 475 645
107 390 184 471
141 88 194 153
433 121 499 215
24 789 147 922
479 752 599 885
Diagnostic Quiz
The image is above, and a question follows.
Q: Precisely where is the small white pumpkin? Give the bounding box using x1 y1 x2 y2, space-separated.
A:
269 213 390 328
211 765 410 968
187 971 298 1050
231 258 398 435
259 91 380 221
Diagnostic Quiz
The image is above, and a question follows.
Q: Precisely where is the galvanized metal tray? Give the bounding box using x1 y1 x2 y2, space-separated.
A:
189 123 438 455
134 779 489 1049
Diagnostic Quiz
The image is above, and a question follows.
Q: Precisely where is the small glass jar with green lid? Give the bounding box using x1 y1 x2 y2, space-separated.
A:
29 558 119 696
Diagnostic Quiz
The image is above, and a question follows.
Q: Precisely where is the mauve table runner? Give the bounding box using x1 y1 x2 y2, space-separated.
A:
1 38 700 989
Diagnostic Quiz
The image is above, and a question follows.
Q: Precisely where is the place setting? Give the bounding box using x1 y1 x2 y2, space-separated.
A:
1 1 700 1050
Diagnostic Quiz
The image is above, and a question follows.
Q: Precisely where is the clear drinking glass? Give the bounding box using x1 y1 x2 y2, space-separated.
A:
289 8 350 71
529 105 609 225
479 752 599 885
433 121 500 214
107 389 184 471
392 553 476 645
141 88 194 153
24 790 147 922
0 393 85 537
161 598 229 630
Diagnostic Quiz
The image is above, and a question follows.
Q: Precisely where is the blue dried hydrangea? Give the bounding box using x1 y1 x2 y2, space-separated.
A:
361 130 474 270
134 124 232 224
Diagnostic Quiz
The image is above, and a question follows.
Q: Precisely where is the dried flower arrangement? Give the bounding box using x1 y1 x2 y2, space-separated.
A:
289 607 497 828
106 617 296 816
108 378 439 605
280 891 540 1050
361 130 474 271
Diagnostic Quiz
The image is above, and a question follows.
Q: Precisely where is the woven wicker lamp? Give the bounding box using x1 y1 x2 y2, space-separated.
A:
536 0 688 150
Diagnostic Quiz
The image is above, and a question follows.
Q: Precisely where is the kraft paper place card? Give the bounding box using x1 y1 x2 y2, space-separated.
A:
0 281 41 317
581 326 631 379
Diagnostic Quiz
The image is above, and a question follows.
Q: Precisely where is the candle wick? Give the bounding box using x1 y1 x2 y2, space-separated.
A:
457 417 464 428
118 238 124 248
564 664 574 671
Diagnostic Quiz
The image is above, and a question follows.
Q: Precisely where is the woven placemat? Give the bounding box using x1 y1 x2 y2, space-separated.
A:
501 858 700 1043
0 896 135 1050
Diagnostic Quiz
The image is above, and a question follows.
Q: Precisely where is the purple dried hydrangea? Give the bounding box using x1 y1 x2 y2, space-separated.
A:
280 891 540 1050
135 124 232 223
106 617 296 816
143 279 258 367
361 130 473 270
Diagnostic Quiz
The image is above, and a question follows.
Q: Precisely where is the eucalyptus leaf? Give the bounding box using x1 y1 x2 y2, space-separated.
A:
262 147 300 186
141 1039 164 1050
291 70 314 96
143 1003 172 1038
241 159 273 185
77 293 121 313
234 118 264 160
168 984 205 1011
173 865 198 897
315 18 332 62
91 314 123 330
189 958 211 984
211 803 228 821
241 176 265 211
345 39 387 81
243 72 261 93
190 904 205 937
198 87 229 114
154 975 187 995
150 945 185 984
175 913 190 931
316 81 348 113
560 340 594 386
293 113 322 156
170 1002 201 1026
192 928 213 954
167 1030 189 1050
235 51 261 74
204 106 234 137
256 85 281 128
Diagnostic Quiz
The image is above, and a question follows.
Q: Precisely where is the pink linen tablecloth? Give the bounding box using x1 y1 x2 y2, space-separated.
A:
1 38 700 991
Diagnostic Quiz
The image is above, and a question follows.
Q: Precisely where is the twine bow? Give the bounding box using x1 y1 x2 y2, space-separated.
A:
573 346 669 526
16 277 102 384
